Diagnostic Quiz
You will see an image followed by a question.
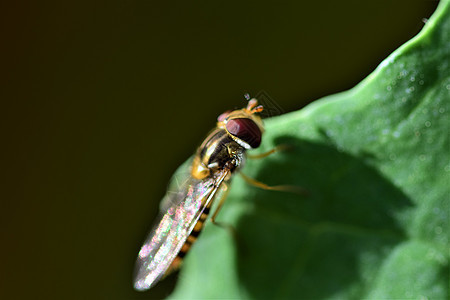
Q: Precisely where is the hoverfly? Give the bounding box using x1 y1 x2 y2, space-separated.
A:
134 98 269 291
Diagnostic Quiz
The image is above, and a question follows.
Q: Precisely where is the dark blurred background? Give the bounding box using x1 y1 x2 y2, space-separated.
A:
1 1 439 299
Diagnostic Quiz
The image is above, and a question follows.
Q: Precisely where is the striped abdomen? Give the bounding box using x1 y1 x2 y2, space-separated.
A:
164 205 211 276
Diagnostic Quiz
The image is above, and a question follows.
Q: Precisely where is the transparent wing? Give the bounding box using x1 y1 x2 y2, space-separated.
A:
133 169 229 291
159 158 194 212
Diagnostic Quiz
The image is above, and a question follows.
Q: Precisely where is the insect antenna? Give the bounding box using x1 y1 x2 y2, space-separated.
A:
244 96 264 115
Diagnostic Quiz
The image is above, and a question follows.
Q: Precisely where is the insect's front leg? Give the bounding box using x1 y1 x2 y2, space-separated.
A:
245 144 307 195
239 172 308 195
246 144 292 159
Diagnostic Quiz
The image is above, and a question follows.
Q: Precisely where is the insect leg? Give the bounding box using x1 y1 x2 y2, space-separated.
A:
247 144 292 159
239 172 307 195
209 183 240 239
211 183 230 224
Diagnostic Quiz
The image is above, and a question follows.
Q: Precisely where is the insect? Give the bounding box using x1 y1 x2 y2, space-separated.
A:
134 97 286 291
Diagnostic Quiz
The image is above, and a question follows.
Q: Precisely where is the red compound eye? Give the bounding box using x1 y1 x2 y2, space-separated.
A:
217 110 232 122
225 118 261 148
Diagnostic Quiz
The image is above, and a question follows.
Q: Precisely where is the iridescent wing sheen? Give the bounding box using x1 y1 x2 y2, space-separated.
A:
133 169 229 291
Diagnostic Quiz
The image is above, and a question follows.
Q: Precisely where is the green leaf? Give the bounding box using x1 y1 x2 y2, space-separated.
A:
169 1 449 299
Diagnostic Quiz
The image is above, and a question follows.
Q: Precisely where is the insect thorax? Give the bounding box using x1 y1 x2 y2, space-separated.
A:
191 128 245 180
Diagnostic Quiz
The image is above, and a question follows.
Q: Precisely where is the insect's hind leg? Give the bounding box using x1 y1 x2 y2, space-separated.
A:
210 183 238 238
210 183 229 224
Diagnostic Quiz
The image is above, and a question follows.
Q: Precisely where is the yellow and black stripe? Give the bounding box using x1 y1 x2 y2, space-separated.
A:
165 206 211 275
177 206 210 258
